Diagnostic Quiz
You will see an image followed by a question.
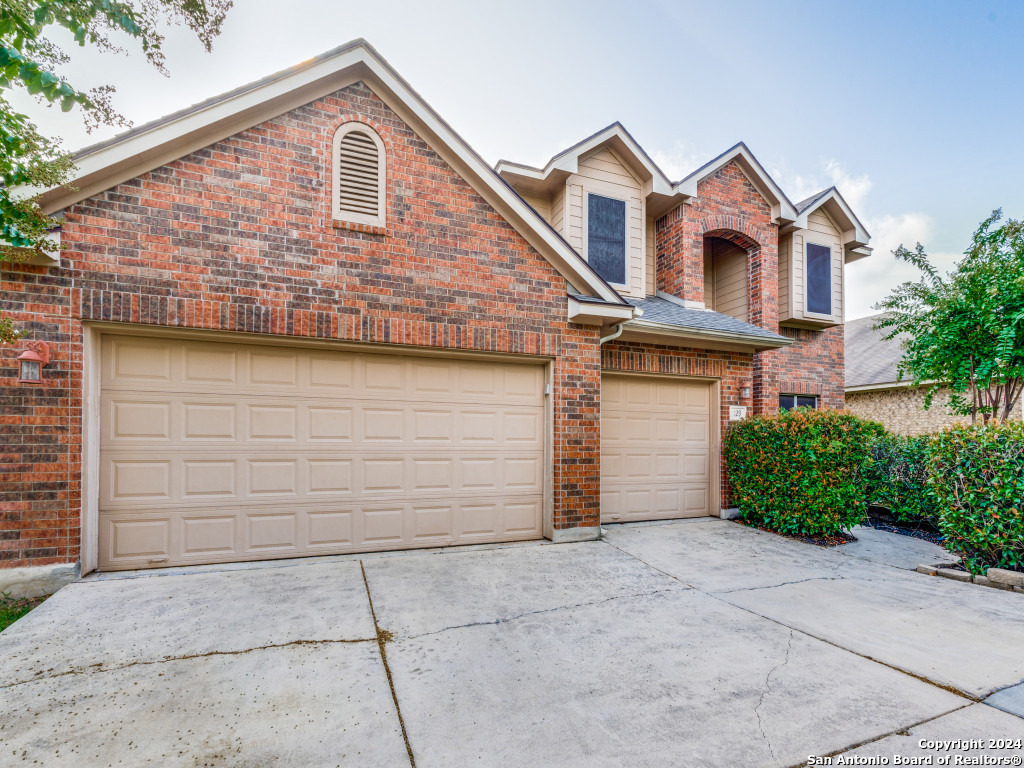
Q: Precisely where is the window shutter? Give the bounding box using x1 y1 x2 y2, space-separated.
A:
336 130 380 218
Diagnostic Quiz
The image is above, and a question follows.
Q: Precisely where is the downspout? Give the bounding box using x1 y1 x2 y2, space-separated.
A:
599 307 641 345
597 307 639 539
599 323 625 345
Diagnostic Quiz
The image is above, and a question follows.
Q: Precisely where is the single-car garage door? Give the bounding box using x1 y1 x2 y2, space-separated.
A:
99 335 545 570
600 373 714 524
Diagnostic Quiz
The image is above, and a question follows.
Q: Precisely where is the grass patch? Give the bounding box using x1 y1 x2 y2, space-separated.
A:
0 592 46 632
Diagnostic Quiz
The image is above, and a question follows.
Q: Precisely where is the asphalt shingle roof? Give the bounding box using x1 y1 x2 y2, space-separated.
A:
624 296 789 342
794 188 831 213
844 313 908 388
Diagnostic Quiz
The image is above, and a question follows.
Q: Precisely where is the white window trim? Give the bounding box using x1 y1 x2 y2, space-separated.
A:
582 190 629 289
803 239 834 320
332 122 387 228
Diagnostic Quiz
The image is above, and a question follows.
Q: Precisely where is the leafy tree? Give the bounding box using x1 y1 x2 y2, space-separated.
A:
0 0 231 343
876 209 1024 424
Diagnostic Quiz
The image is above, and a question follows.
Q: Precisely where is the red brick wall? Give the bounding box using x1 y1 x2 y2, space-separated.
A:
0 266 81 568
775 325 845 410
655 163 780 413
0 82 605 568
601 340 754 509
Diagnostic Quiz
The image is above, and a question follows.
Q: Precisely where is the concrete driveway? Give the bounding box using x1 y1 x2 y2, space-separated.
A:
2 519 1023 767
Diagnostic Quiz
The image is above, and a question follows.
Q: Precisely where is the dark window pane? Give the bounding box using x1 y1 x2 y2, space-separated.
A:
806 243 832 315
588 194 626 284
796 395 818 409
779 395 796 410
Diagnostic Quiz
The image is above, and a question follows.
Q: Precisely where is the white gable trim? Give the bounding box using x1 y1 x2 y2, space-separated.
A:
791 187 872 261
35 40 628 307
496 123 680 200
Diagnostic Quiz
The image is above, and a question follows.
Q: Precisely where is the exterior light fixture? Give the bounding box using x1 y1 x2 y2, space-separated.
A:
17 341 49 384
740 385 751 399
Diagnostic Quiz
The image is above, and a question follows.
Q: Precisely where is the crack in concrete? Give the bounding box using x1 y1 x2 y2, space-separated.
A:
713 576 842 595
401 585 687 641
0 636 375 692
361 561 416 768
601 538 983 703
753 629 793 762
779 702 976 768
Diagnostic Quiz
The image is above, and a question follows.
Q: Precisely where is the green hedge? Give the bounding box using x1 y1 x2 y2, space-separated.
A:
724 409 884 536
928 422 1024 574
864 433 941 524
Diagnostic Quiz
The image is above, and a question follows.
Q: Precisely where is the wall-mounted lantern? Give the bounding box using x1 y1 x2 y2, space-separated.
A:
740 385 752 399
17 341 49 384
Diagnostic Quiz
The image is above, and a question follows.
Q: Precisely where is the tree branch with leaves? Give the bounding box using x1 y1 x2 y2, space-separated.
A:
0 0 231 343
876 209 1024 425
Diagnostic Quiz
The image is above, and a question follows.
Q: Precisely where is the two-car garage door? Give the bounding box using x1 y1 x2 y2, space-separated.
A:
99 336 545 570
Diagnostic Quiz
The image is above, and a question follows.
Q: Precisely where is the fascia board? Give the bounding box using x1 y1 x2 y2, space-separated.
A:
29 41 624 305
35 48 370 212
358 55 623 304
625 318 794 350
568 296 635 325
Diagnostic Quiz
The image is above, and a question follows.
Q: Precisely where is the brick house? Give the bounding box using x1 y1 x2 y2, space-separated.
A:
845 314 1023 434
0 40 872 590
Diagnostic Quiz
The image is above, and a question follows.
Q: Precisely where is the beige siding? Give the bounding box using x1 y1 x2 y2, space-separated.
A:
520 193 551 223
807 210 844 322
778 232 792 318
784 210 843 326
713 241 748 321
567 182 583 250
792 232 805 315
570 148 646 297
704 238 748 321
645 216 656 296
550 186 565 236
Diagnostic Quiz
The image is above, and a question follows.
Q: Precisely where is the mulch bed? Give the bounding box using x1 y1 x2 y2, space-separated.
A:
737 520 857 547
863 510 945 546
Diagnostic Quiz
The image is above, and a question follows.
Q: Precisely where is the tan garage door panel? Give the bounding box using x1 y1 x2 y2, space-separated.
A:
99 336 545 569
601 374 713 523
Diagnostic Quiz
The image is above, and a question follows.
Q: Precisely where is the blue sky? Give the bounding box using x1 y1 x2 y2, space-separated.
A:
19 0 1024 318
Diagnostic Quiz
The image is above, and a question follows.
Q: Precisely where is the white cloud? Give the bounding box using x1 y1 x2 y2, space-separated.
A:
650 141 714 181
822 159 872 212
771 158 963 320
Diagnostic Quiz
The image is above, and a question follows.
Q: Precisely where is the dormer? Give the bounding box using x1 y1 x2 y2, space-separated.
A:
779 188 872 328
496 124 688 299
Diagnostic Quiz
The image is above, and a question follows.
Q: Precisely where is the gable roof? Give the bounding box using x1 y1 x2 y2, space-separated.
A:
674 142 799 224
623 296 791 351
35 39 629 309
792 186 872 263
845 314 908 389
495 122 687 218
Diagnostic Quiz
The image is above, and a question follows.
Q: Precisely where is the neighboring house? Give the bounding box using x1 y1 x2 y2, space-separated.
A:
1 40 872 587
844 314 1023 434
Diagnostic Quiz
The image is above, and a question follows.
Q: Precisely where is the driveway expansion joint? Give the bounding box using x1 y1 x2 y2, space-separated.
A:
782 703 977 767
602 538 984 702
361 560 417 768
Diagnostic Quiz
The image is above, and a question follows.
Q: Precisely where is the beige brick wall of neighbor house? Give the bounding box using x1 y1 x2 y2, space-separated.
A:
846 385 1024 436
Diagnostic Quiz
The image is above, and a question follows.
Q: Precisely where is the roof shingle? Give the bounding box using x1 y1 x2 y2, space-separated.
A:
624 296 789 342
844 313 908 388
